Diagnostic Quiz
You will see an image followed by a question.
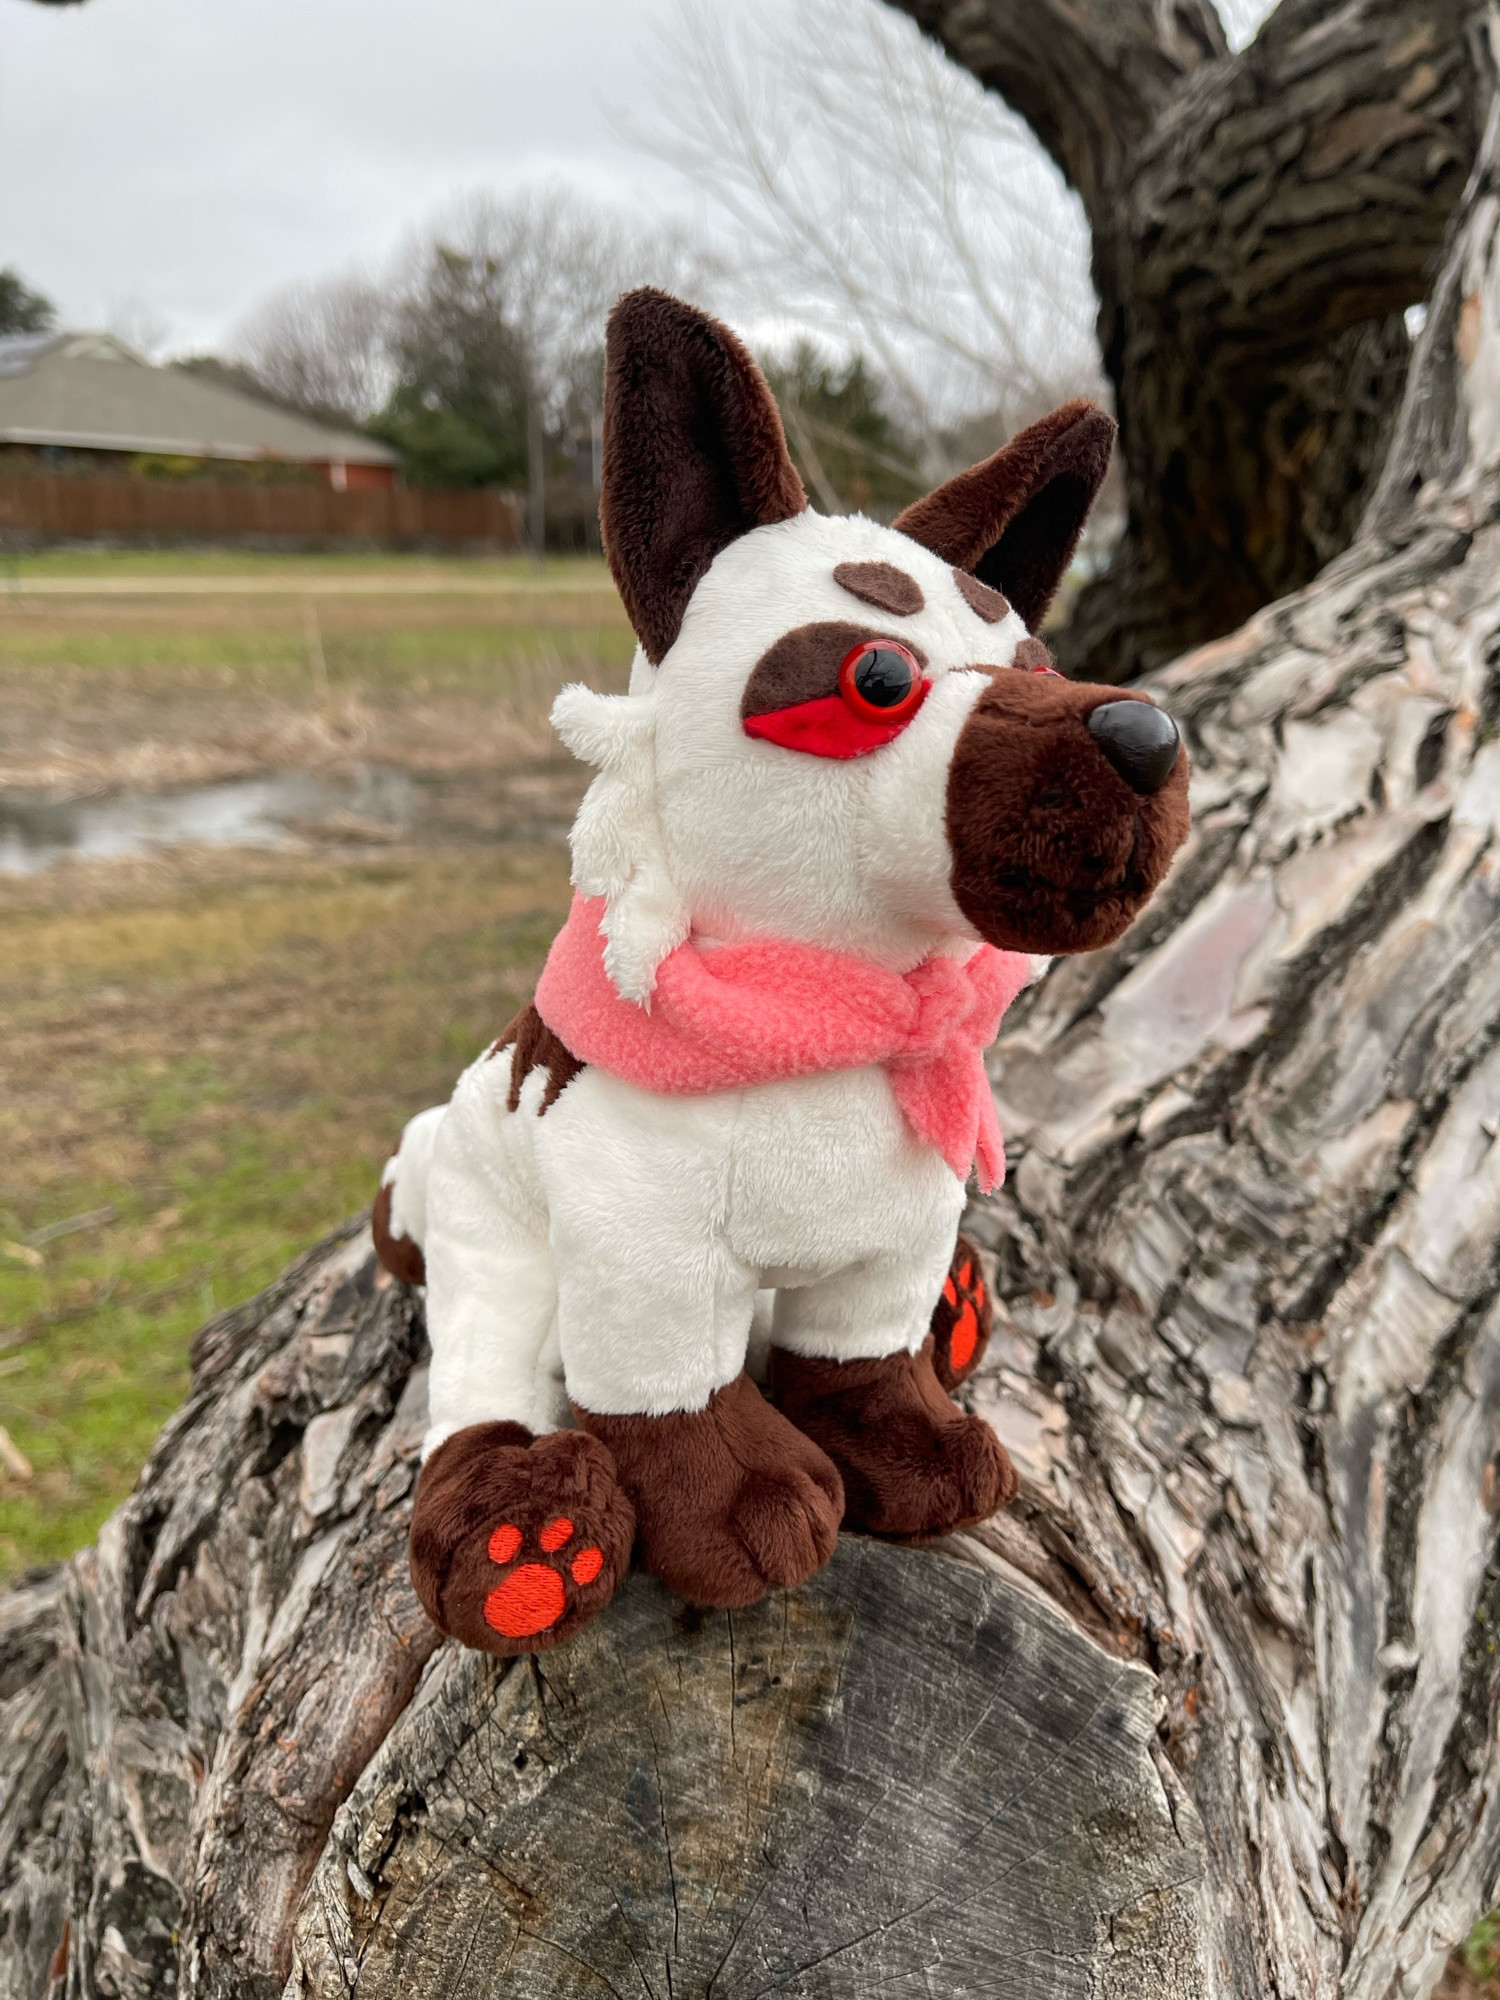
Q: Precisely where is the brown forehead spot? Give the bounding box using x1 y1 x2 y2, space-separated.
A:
741 621 929 719
832 560 925 618
954 569 1012 623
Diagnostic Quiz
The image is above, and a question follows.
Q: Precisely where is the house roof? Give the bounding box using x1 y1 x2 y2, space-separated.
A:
0 333 396 467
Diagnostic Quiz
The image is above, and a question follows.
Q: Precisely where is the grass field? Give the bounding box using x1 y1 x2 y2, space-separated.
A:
0 548 625 1576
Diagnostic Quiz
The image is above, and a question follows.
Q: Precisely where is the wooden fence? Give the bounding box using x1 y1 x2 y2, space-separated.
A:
0 475 525 549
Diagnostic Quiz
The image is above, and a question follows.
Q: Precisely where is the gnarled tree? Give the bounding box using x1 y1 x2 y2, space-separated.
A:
3 11 1500 2000
890 0 1487 680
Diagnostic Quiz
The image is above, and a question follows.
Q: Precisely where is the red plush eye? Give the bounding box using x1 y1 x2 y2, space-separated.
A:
838 641 925 723
742 637 930 758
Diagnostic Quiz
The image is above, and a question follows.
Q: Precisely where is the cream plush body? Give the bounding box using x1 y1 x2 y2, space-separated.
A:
378 288 1189 1656
387 508 1031 1458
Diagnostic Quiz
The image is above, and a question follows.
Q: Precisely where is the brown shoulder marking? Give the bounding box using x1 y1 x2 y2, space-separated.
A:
500 1001 586 1115
372 1176 427 1287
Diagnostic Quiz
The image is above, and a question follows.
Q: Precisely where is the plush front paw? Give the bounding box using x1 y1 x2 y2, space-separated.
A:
576 1374 844 1610
409 1423 635 1655
768 1341 1016 1540
929 1232 993 1392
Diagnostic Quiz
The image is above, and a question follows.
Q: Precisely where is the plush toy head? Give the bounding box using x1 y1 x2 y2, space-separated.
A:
552 289 1189 1002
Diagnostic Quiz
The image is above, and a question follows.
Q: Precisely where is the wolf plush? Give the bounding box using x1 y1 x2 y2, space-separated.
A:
373 289 1189 1657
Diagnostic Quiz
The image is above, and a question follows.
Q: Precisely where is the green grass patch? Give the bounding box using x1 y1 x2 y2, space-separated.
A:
0 618 635 690
4 547 618 583
0 844 573 1578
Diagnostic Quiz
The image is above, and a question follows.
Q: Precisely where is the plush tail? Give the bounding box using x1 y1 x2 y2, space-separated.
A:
371 1103 447 1286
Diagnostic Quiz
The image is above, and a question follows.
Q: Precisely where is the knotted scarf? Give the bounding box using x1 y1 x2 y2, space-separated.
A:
534 895 1030 1191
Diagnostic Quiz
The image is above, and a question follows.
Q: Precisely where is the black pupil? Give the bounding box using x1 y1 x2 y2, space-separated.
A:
852 647 913 708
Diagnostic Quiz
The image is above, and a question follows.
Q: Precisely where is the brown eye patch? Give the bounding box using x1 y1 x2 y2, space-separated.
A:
741 621 929 719
954 570 1012 623
832 560 925 618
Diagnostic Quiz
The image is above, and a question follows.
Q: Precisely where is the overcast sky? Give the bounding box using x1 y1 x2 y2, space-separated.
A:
2 0 1274 363
0 0 715 351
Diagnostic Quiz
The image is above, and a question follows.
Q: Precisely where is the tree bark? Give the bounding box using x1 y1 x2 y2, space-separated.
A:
890 0 1485 681
6 52 1500 2000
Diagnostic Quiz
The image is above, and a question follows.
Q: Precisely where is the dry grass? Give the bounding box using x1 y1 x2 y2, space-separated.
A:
0 826 580 1575
0 551 633 794
0 549 619 1575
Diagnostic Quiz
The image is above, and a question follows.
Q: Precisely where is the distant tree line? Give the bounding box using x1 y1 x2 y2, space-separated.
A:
7 0 1110 549
0 269 56 337
224 189 937 536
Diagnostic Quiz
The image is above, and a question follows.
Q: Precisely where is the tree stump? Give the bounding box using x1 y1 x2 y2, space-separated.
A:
0 1227 1209 2000
290 1536 1208 1999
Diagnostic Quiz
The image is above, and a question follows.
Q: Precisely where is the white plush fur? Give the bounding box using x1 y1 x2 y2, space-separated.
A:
385 509 1034 1455
409 1046 963 1451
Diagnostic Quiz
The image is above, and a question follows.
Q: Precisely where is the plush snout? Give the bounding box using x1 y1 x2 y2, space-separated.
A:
946 671 1190 955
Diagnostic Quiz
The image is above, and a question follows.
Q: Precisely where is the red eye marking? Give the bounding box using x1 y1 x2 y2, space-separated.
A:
744 640 929 760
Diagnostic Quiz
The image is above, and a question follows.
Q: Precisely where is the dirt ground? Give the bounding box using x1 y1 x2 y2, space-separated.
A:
0 549 625 1574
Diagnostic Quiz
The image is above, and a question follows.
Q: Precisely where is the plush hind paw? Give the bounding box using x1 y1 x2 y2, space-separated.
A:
577 1373 844 1610
929 1232 992 1392
768 1340 1016 1540
409 1422 635 1655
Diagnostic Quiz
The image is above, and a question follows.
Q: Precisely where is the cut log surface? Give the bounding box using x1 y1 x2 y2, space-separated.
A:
289 1540 1205 2000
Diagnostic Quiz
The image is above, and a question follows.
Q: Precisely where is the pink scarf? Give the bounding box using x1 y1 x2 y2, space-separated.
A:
534 895 1030 1191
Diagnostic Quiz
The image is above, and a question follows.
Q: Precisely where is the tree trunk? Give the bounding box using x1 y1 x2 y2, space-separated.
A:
889 0 1485 681
6 50 1500 2000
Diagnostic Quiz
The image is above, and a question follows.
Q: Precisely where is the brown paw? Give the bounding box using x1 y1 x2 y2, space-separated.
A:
408 1422 634 1655
768 1341 1016 1539
576 1374 844 1609
929 1232 992 1392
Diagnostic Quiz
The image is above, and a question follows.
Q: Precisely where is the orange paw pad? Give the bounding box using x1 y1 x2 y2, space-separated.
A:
949 1300 980 1372
570 1546 604 1585
485 1562 567 1638
488 1522 523 1564
942 1275 958 1306
539 1516 574 1552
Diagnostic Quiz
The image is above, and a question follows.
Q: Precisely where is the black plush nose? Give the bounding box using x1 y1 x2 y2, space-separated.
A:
1087 700 1180 795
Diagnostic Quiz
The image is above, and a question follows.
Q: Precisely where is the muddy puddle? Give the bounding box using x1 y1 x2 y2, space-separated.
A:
0 761 583 875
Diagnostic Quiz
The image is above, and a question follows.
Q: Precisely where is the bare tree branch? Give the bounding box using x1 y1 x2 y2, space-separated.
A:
641 0 1104 472
230 274 394 425
887 0 1228 213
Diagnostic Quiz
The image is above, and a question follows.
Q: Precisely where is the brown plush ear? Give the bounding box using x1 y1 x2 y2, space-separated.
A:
892 399 1115 632
600 289 808 663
